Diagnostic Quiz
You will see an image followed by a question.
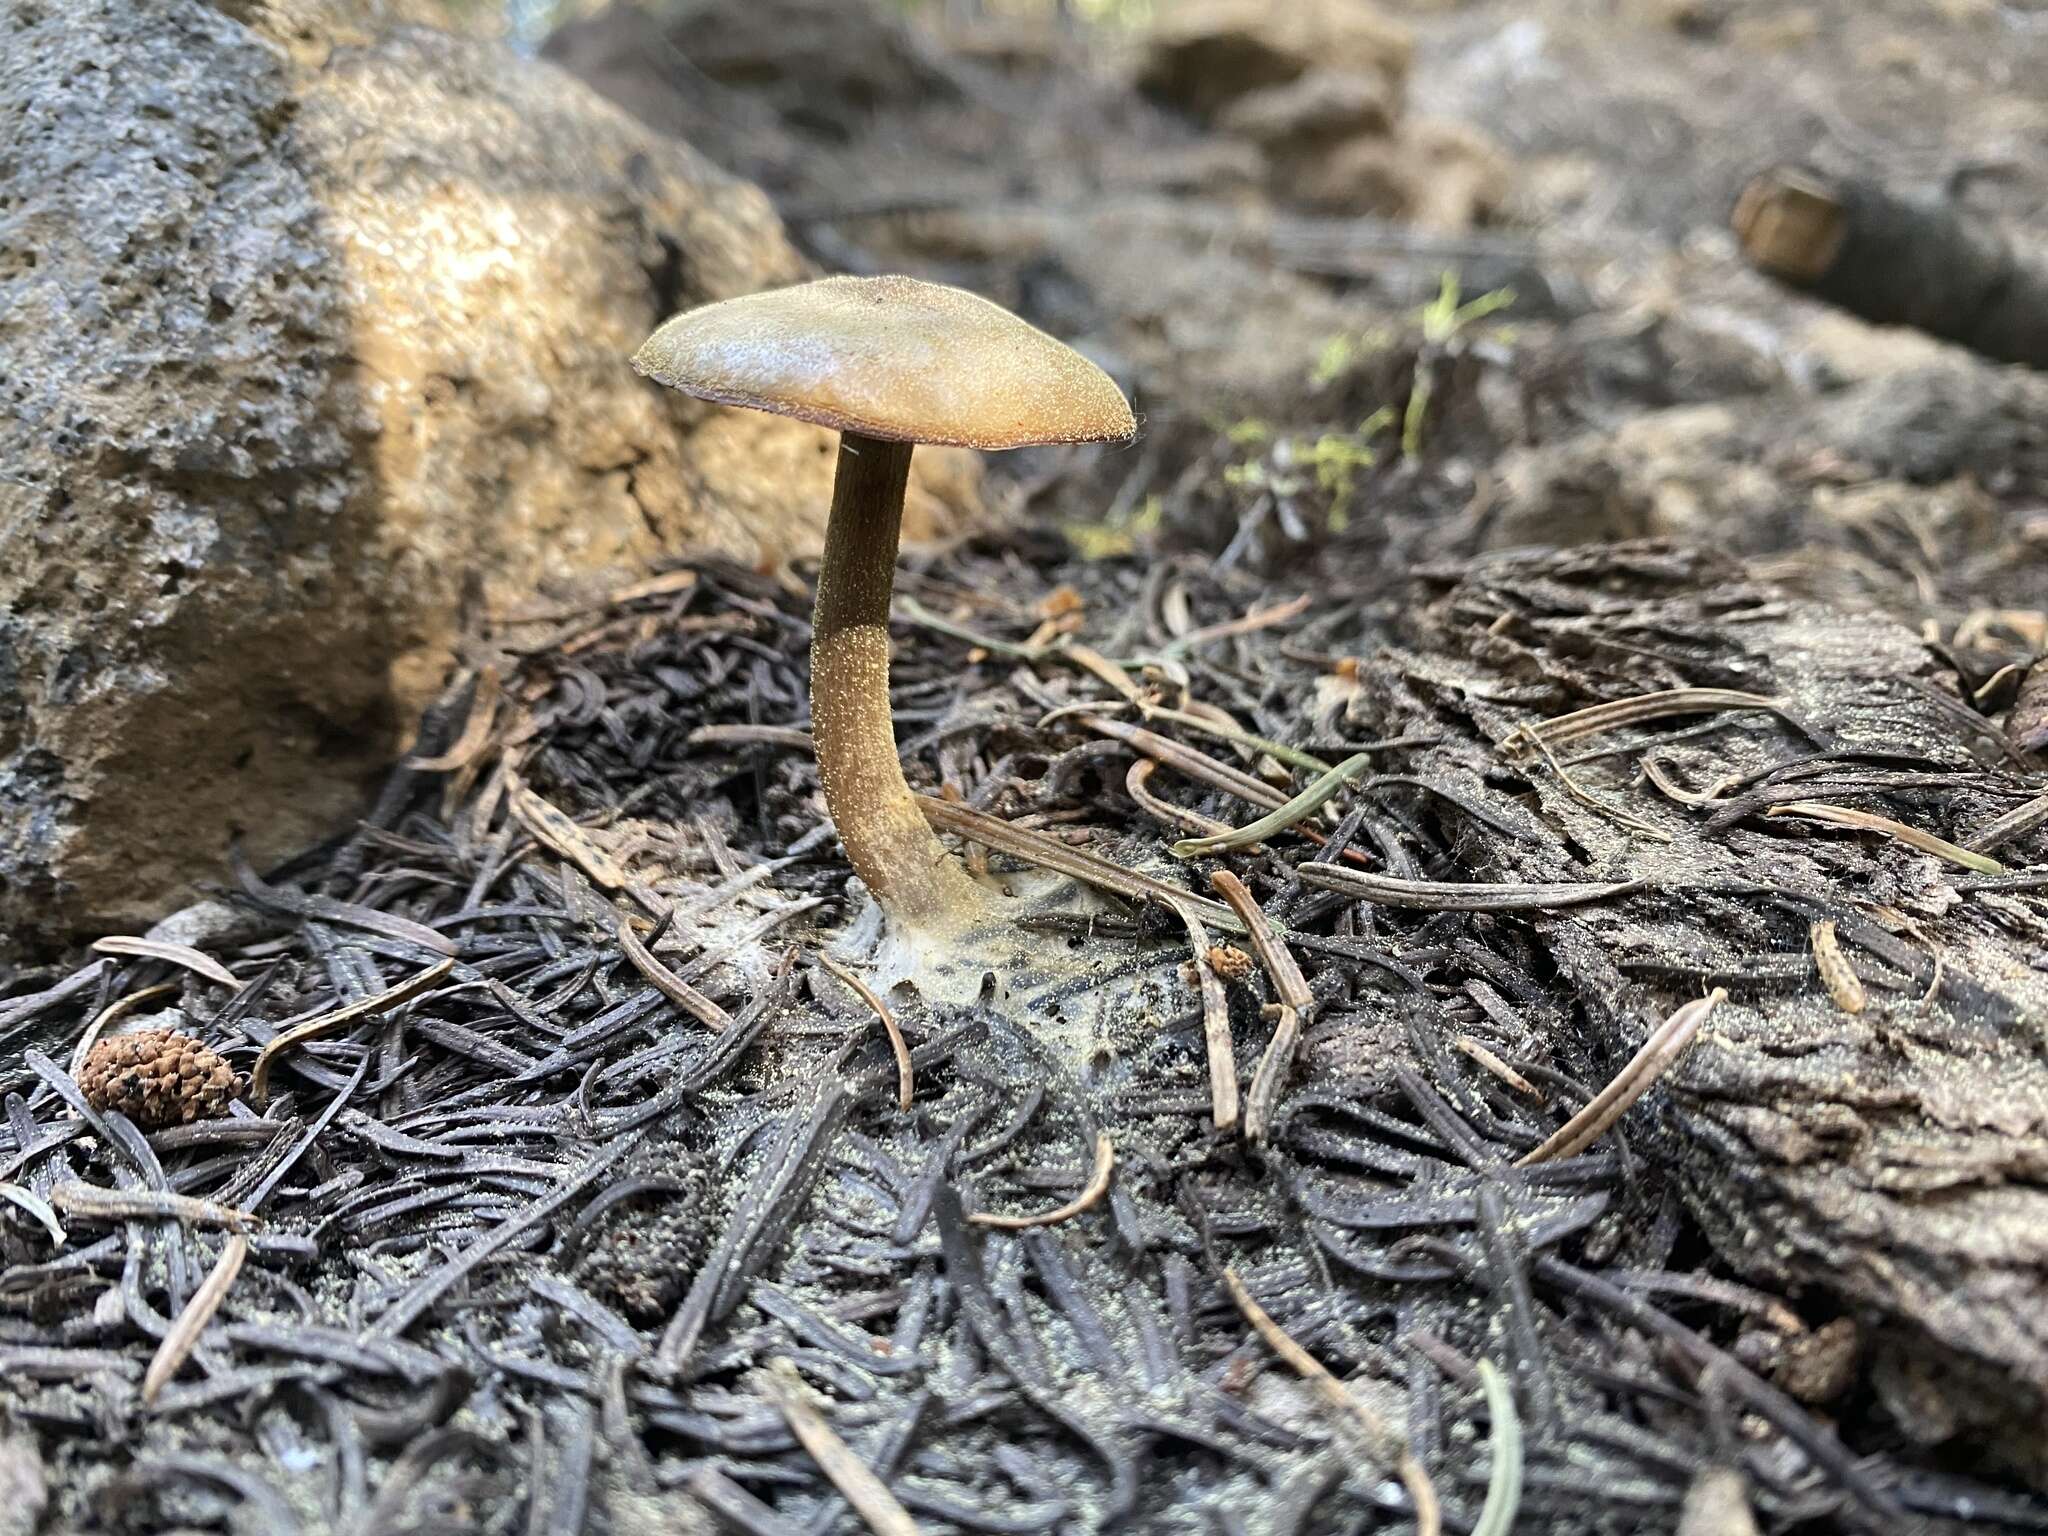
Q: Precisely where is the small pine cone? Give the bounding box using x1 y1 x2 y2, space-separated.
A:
77 1030 239 1130
1206 944 1256 985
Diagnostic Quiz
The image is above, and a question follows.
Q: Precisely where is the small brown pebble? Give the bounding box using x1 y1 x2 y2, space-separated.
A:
77 1030 239 1130
1205 944 1256 985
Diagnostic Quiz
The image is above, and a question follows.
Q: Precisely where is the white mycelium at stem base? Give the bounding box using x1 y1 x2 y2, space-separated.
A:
809 432 988 928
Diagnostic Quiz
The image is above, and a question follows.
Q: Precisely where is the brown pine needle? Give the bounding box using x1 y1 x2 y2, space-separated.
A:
617 914 732 1032
508 778 630 889
763 1358 924 1536
408 666 501 771
1765 800 2005 875
1506 688 1787 751
1517 990 1725 1166
1223 1268 1440 1536
142 1234 248 1405
89 937 241 992
819 954 914 1111
1209 872 1313 1144
249 957 456 1106
1168 898 1239 1133
969 1133 1114 1230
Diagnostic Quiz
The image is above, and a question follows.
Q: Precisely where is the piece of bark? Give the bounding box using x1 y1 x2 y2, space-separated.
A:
1733 164 2048 369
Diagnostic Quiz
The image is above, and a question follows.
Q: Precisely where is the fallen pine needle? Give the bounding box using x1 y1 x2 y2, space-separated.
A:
969 1133 1114 1230
764 1358 923 1536
1167 899 1239 1134
1209 871 1313 1145
617 914 731 1032
1472 1360 1524 1536
1223 1268 1439 1536
50 1182 255 1232
0 1182 66 1247
142 1234 248 1405
249 957 455 1105
1171 753 1374 858
89 937 241 992
1516 989 1725 1166
819 954 914 1111
1765 801 2005 875
1297 864 1643 911
1505 688 1787 751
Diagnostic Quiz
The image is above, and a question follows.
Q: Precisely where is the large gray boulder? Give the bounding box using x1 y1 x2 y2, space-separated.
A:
0 0 979 949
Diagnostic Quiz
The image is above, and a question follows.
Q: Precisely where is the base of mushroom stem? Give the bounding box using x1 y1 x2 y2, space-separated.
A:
829 870 1190 1056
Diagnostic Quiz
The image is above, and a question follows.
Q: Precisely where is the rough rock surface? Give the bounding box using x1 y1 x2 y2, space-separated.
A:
0 0 979 949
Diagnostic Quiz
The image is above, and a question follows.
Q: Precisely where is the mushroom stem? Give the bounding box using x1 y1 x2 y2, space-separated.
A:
811 431 988 928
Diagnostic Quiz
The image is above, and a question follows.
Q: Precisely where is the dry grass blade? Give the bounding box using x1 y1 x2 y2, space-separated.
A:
969 1133 1114 1230
1167 898 1239 1133
617 914 731 1031
248 957 456 1105
89 938 241 992
509 779 629 889
1516 989 1726 1166
763 1358 924 1536
1223 1268 1440 1536
1172 753 1372 858
1810 921 1866 1015
1506 688 1787 752
1764 800 2005 875
819 953 914 1111
916 795 1242 930
1296 864 1643 910
142 1234 248 1406
50 1182 255 1232
408 666 501 772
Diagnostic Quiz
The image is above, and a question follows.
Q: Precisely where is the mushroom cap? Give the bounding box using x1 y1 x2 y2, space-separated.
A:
633 275 1136 452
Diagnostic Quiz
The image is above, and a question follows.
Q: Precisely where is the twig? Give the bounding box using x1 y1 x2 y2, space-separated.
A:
248 957 455 1105
1222 1269 1440 1535
1963 789 2048 855
1516 990 1724 1166
688 724 815 750
969 1133 1114 1230
819 954 914 1111
617 914 731 1032
49 1182 255 1232
1765 801 2003 875
142 1234 249 1406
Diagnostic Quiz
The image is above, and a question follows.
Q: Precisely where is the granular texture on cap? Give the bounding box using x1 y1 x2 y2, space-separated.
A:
78 1030 239 1130
634 275 1137 452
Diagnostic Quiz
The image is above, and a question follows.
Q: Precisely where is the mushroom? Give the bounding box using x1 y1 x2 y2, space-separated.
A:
634 276 1134 953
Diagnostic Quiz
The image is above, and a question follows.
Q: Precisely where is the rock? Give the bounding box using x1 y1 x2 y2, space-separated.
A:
0 0 982 949
1135 0 1412 121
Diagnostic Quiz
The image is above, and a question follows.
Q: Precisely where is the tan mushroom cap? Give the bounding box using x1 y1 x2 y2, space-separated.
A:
633 275 1136 453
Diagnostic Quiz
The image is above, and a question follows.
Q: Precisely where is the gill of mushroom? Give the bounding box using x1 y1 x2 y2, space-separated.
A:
634 276 1136 997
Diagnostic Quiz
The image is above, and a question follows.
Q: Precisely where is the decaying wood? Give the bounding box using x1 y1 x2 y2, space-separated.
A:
1734 163 2048 368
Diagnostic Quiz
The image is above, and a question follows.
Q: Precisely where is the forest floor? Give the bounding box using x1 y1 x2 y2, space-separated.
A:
3 2 2047 1533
